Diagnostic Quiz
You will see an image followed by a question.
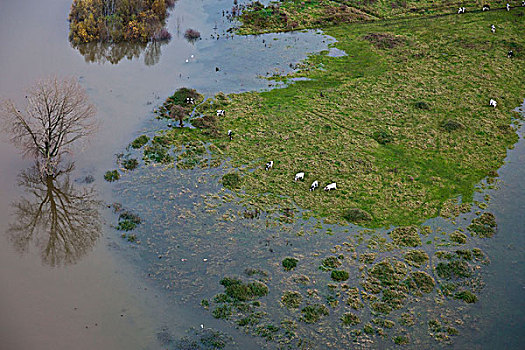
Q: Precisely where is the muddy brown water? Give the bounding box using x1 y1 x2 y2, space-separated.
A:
1 0 524 349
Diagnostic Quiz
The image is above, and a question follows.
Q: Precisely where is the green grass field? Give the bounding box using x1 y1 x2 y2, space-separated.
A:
141 5 524 227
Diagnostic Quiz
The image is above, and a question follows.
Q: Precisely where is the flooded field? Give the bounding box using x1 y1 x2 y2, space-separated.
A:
0 0 524 349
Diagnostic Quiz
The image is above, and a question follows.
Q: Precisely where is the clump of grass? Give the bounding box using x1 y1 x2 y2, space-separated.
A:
301 304 329 323
446 326 459 336
441 119 464 132
414 101 430 110
212 305 232 319
131 135 149 149
372 130 394 145
468 212 497 238
403 250 429 267
409 271 435 293
281 291 302 309
435 260 472 280
144 143 173 163
450 231 467 244
104 170 120 182
372 318 395 329
346 287 363 309
393 334 409 345
454 290 478 303
369 259 408 287
222 173 242 190
331 270 349 281
343 208 373 223
192 115 219 136
389 226 421 247
320 256 342 270
282 257 298 271
244 268 268 278
364 33 406 49
342 312 361 326
122 158 139 170
219 277 268 301
117 211 142 231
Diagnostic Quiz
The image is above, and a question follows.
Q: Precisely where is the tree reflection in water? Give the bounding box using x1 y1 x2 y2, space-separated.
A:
72 40 167 66
7 163 101 267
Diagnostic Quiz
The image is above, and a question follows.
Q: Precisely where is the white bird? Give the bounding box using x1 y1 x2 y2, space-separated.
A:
506 3 510 11
185 59 189 63
191 54 195 58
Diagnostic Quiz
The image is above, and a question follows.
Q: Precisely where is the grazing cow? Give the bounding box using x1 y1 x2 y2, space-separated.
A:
489 99 497 108
482 5 490 11
523 1 525 7
216 110 225 117
506 3 510 11
310 180 319 191
508 50 514 58
294 172 305 182
265 161 273 171
227 130 233 140
458 7 465 13
186 97 195 104
491 24 496 33
324 183 337 191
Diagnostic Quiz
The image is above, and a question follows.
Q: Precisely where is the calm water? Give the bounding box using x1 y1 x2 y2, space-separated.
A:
0 0 523 349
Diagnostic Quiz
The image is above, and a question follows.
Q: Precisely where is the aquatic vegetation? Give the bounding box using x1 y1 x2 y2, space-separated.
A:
389 226 421 247
409 271 435 294
359 252 377 264
220 277 269 302
131 135 149 149
436 260 472 280
122 158 139 170
282 257 298 271
281 291 302 309
369 259 408 287
184 28 201 42
393 334 409 345
331 270 349 282
403 250 429 268
342 312 361 326
346 287 363 310
372 318 395 329
116 211 141 231
144 143 172 163
468 212 497 238
450 231 467 244
212 305 232 319
320 256 342 270
454 290 478 304
221 173 242 190
301 304 329 323
104 170 120 182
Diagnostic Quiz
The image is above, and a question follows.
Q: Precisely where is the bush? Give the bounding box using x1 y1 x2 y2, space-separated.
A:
441 119 464 132
184 28 201 42
343 208 372 223
122 158 139 170
131 135 149 149
414 101 430 110
331 270 349 281
282 257 298 271
454 290 477 303
104 170 120 182
281 291 302 308
301 304 329 323
372 130 394 145
222 173 242 189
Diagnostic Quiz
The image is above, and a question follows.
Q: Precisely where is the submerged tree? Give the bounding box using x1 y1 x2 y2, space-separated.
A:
7 163 101 267
0 77 97 176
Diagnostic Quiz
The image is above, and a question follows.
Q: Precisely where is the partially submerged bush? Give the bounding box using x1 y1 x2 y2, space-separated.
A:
281 291 302 308
468 213 497 238
343 208 372 223
450 231 467 244
220 277 268 301
117 211 142 231
184 28 201 42
331 270 349 281
222 173 242 190
403 250 429 267
104 170 120 182
342 312 361 326
122 158 139 170
301 304 329 323
320 256 342 270
454 290 477 303
282 257 298 271
409 271 435 293
131 135 149 149
435 259 472 279
389 226 421 247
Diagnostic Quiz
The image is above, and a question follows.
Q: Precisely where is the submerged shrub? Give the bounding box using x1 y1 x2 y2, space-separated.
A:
219 277 268 301
104 170 120 182
131 135 149 149
282 257 298 271
122 158 139 170
450 231 467 244
320 256 342 270
184 28 201 42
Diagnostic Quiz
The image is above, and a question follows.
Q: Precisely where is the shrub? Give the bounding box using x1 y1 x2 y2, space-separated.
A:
184 28 201 42
441 119 464 132
282 257 298 271
301 304 329 323
372 130 394 145
281 291 302 308
342 312 361 326
331 270 349 281
343 208 372 223
122 158 139 170
153 28 171 41
131 135 149 149
320 256 342 270
414 101 430 110
454 290 477 303
450 231 467 244
104 170 120 182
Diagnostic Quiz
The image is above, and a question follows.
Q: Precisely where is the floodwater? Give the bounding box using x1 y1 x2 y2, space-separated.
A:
0 0 332 349
1 0 524 349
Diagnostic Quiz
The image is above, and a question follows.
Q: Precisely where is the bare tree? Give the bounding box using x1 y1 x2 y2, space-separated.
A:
0 77 97 175
7 163 101 267
170 104 186 127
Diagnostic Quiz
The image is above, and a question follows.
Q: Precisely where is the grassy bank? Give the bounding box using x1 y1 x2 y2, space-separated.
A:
137 7 524 227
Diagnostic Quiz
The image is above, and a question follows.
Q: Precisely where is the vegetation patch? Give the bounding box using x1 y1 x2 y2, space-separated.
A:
389 227 421 247
320 256 342 270
221 173 242 190
468 213 497 238
454 290 478 304
281 291 302 309
331 270 349 282
220 277 269 301
403 250 429 268
117 211 142 231
131 135 149 149
301 304 329 323
122 158 139 170
363 33 406 49
409 271 435 293
450 231 467 244
342 312 361 326
435 259 472 280
441 119 464 132
282 257 298 271
104 170 120 182
343 208 373 223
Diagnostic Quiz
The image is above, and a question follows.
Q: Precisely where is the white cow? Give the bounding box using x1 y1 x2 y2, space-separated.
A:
458 7 465 13
265 161 273 171
489 99 497 108
227 129 233 140
310 180 319 191
324 182 337 191
217 110 225 117
294 172 305 182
